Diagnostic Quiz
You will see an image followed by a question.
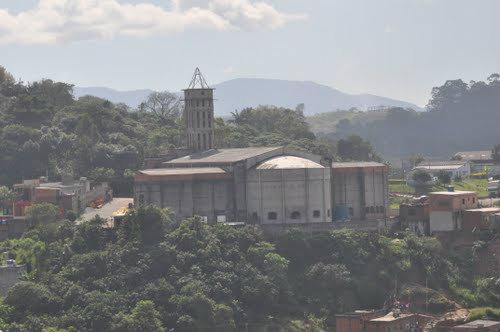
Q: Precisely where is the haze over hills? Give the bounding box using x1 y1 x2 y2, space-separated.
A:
73 78 423 115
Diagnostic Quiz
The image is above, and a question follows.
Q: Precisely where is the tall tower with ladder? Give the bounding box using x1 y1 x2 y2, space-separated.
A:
184 68 215 151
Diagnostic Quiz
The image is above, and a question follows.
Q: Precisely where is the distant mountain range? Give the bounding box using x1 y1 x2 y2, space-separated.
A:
73 78 423 116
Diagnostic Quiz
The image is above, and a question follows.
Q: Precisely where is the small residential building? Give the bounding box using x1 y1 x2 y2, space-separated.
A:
451 320 500 332
414 160 471 179
364 312 432 332
454 151 494 173
463 207 500 231
335 310 385 332
429 191 478 232
399 199 430 234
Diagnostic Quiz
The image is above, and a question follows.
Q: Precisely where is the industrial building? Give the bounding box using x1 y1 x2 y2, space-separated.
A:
134 69 388 227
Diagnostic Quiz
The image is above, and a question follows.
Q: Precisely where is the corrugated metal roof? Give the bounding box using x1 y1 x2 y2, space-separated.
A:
465 207 500 213
454 320 500 328
332 161 386 168
256 156 324 169
139 167 227 176
418 160 467 167
414 164 464 170
429 191 476 196
165 147 282 165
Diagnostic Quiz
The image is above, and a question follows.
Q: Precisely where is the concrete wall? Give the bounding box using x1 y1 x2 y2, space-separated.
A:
184 88 214 151
0 265 25 296
134 179 233 223
332 169 388 222
430 211 456 232
246 167 331 224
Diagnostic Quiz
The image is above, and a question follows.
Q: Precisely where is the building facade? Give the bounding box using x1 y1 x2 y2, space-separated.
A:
429 191 478 232
332 162 389 222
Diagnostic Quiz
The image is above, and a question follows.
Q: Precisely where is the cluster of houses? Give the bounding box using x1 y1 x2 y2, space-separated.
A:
0 176 112 240
336 309 500 332
408 149 500 180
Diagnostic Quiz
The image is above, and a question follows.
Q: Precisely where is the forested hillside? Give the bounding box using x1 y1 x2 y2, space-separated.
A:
0 66 333 192
0 206 498 331
309 74 500 159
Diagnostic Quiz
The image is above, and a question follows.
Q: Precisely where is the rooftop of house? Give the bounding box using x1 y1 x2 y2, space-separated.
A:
453 319 500 328
465 207 500 213
454 150 493 161
429 191 476 196
415 164 466 170
368 312 415 322
418 160 468 167
331 161 387 168
164 147 283 165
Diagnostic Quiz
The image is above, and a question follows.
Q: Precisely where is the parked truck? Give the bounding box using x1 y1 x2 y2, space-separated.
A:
488 179 500 197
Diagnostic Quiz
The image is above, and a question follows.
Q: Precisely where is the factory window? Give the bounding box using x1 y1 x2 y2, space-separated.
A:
202 100 205 107
365 206 370 213
327 209 331 217
203 111 206 127
349 207 354 216
369 206 375 213
268 212 277 220
203 134 207 150
197 134 201 149
313 210 320 218
472 197 475 203
291 211 301 219
197 112 200 128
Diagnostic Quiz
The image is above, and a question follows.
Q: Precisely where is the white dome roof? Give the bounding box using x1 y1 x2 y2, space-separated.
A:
256 156 324 170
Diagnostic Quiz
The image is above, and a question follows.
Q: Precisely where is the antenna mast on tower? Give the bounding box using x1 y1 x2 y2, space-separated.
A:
188 67 210 89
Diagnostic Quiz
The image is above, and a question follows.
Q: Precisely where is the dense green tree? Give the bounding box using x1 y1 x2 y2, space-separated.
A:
337 135 381 161
25 203 62 227
437 170 452 185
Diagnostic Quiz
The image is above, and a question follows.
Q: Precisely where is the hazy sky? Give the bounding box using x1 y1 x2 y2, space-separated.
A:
1 0 499 106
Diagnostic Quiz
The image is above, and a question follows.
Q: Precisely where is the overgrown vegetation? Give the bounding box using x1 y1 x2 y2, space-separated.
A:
0 205 497 331
310 74 500 159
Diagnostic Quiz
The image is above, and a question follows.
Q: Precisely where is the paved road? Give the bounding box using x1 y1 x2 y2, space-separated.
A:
78 198 133 224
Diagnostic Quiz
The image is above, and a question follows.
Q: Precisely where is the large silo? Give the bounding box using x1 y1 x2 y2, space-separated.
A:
246 156 331 224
